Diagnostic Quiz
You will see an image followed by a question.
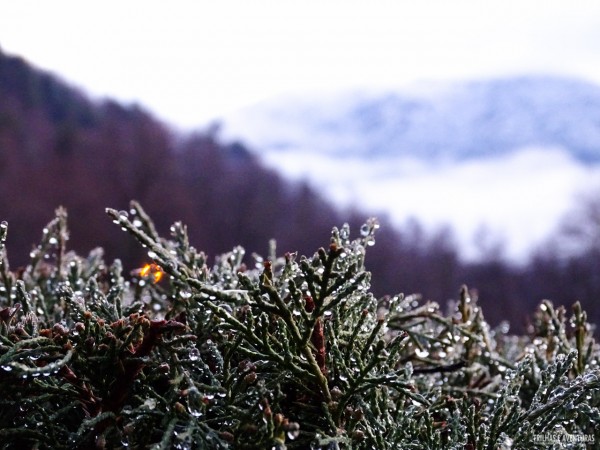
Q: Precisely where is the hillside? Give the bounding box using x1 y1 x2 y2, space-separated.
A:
0 48 344 268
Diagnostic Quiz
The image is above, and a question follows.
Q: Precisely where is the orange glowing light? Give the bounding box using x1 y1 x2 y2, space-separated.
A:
140 263 163 283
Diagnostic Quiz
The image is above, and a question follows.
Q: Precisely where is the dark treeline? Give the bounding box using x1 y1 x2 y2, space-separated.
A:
1 48 599 332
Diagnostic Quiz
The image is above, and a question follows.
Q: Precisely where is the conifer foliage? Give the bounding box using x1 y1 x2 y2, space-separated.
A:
0 203 599 449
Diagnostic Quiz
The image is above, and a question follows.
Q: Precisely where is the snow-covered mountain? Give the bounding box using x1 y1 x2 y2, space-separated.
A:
220 76 600 262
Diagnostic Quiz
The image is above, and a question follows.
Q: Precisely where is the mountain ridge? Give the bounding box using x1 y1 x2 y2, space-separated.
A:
221 75 600 164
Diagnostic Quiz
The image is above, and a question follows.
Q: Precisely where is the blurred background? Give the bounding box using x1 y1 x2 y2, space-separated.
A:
0 1 599 331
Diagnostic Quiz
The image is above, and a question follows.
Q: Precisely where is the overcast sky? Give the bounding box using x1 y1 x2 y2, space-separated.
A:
2 1 600 129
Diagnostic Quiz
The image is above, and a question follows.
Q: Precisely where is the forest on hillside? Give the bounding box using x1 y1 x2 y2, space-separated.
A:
1 48 599 332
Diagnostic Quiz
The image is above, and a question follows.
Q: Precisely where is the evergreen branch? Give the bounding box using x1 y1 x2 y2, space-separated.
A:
2 208 599 449
523 371 600 424
106 208 188 280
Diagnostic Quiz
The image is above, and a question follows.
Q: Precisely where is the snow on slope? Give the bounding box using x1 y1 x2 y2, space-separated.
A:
220 76 600 262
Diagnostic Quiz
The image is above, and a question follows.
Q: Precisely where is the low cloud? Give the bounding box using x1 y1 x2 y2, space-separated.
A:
258 146 600 262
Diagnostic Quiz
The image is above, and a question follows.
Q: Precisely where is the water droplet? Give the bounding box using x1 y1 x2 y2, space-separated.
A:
339 225 350 240
132 219 143 228
118 210 129 219
218 303 233 315
189 348 200 361
498 321 510 334
582 373 598 383
180 291 192 299
415 349 429 358
48 237 58 245
2 365 13 372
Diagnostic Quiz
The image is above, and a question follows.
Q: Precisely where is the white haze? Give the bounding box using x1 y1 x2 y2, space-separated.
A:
247 146 600 263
